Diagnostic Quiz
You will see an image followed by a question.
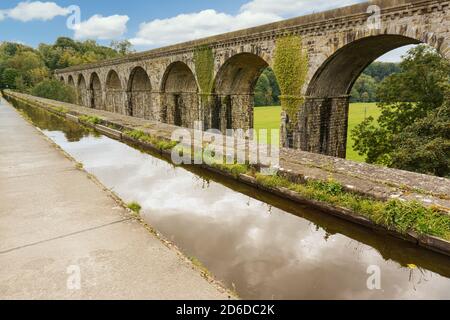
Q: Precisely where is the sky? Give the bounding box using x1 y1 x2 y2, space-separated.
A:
0 0 413 62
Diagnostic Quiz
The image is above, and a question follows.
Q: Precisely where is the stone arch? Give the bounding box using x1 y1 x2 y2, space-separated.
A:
76 74 88 107
301 33 447 158
59 75 65 83
127 66 152 119
161 61 199 127
105 70 123 113
89 72 103 109
67 75 75 87
212 53 269 131
306 35 421 98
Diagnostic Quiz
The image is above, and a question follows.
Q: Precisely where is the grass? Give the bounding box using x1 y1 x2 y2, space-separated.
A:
54 106 69 114
127 201 142 214
189 256 211 278
346 103 382 162
124 129 178 151
254 173 450 240
75 162 83 170
79 115 102 125
253 103 381 162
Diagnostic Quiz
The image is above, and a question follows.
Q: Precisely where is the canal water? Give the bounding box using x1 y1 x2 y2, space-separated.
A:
6 97 450 299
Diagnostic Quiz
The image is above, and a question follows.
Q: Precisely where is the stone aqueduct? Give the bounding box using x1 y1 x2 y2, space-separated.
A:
55 0 450 158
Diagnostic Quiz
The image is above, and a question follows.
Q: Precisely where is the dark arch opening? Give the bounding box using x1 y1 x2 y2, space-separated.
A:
127 66 152 119
301 34 423 159
59 76 65 82
212 53 270 132
105 70 123 113
68 75 75 87
76 74 88 107
161 62 198 127
89 72 102 109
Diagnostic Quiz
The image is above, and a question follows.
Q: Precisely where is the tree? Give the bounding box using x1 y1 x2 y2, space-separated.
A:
350 74 378 102
1 68 19 89
364 61 401 82
389 93 450 177
254 72 273 106
254 68 281 106
31 79 76 103
351 45 450 176
110 40 135 56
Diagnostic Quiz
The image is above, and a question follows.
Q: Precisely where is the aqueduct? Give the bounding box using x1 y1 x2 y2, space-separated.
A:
55 0 450 158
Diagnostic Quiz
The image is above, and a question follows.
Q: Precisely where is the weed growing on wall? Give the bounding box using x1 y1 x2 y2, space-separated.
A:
273 35 308 128
194 45 214 95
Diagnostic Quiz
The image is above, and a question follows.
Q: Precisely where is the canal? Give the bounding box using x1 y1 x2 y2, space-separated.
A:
6 97 450 299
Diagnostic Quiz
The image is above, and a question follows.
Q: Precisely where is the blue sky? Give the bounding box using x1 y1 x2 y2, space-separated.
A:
0 0 412 62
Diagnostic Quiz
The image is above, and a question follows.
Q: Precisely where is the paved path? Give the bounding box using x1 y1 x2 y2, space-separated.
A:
0 97 229 300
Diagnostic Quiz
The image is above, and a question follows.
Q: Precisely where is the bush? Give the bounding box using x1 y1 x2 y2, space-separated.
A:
31 79 76 103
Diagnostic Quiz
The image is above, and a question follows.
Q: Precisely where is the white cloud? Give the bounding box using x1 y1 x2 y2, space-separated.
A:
74 14 129 40
376 45 416 62
130 9 279 46
5 1 70 22
130 0 365 48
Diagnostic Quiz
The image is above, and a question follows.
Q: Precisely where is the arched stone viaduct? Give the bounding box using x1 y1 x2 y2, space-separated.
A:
56 0 450 158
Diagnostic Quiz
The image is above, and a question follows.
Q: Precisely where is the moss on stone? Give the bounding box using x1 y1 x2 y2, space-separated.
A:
194 45 214 95
273 35 308 127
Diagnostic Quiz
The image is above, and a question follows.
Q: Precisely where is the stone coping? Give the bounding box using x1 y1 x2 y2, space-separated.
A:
55 0 444 74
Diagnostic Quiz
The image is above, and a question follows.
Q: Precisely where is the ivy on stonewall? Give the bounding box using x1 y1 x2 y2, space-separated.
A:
194 45 214 95
273 34 308 128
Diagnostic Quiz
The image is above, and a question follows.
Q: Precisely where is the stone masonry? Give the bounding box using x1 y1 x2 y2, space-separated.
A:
55 0 450 158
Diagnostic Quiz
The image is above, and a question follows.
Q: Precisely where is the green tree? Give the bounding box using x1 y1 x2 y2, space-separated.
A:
255 72 273 106
110 40 135 56
254 68 281 106
350 74 378 102
364 61 401 82
1 68 19 89
390 93 450 177
352 45 450 176
31 79 76 103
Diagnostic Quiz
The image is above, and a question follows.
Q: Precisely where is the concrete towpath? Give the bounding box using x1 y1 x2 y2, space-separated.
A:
0 97 230 300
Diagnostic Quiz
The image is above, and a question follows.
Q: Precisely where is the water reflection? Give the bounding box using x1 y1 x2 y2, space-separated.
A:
9 99 450 300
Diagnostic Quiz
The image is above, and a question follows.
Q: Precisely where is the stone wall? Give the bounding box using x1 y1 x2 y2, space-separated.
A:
55 0 450 158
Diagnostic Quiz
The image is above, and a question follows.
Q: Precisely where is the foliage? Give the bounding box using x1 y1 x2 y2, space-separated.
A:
389 96 450 177
364 61 401 82
351 45 450 176
79 115 102 125
194 45 214 94
110 40 135 56
254 68 280 106
127 202 142 214
124 129 178 150
255 173 450 240
38 38 120 71
350 74 378 102
273 35 308 127
31 79 76 103
0 38 123 99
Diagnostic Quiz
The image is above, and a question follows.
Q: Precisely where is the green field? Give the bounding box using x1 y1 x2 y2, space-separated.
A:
254 103 381 162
